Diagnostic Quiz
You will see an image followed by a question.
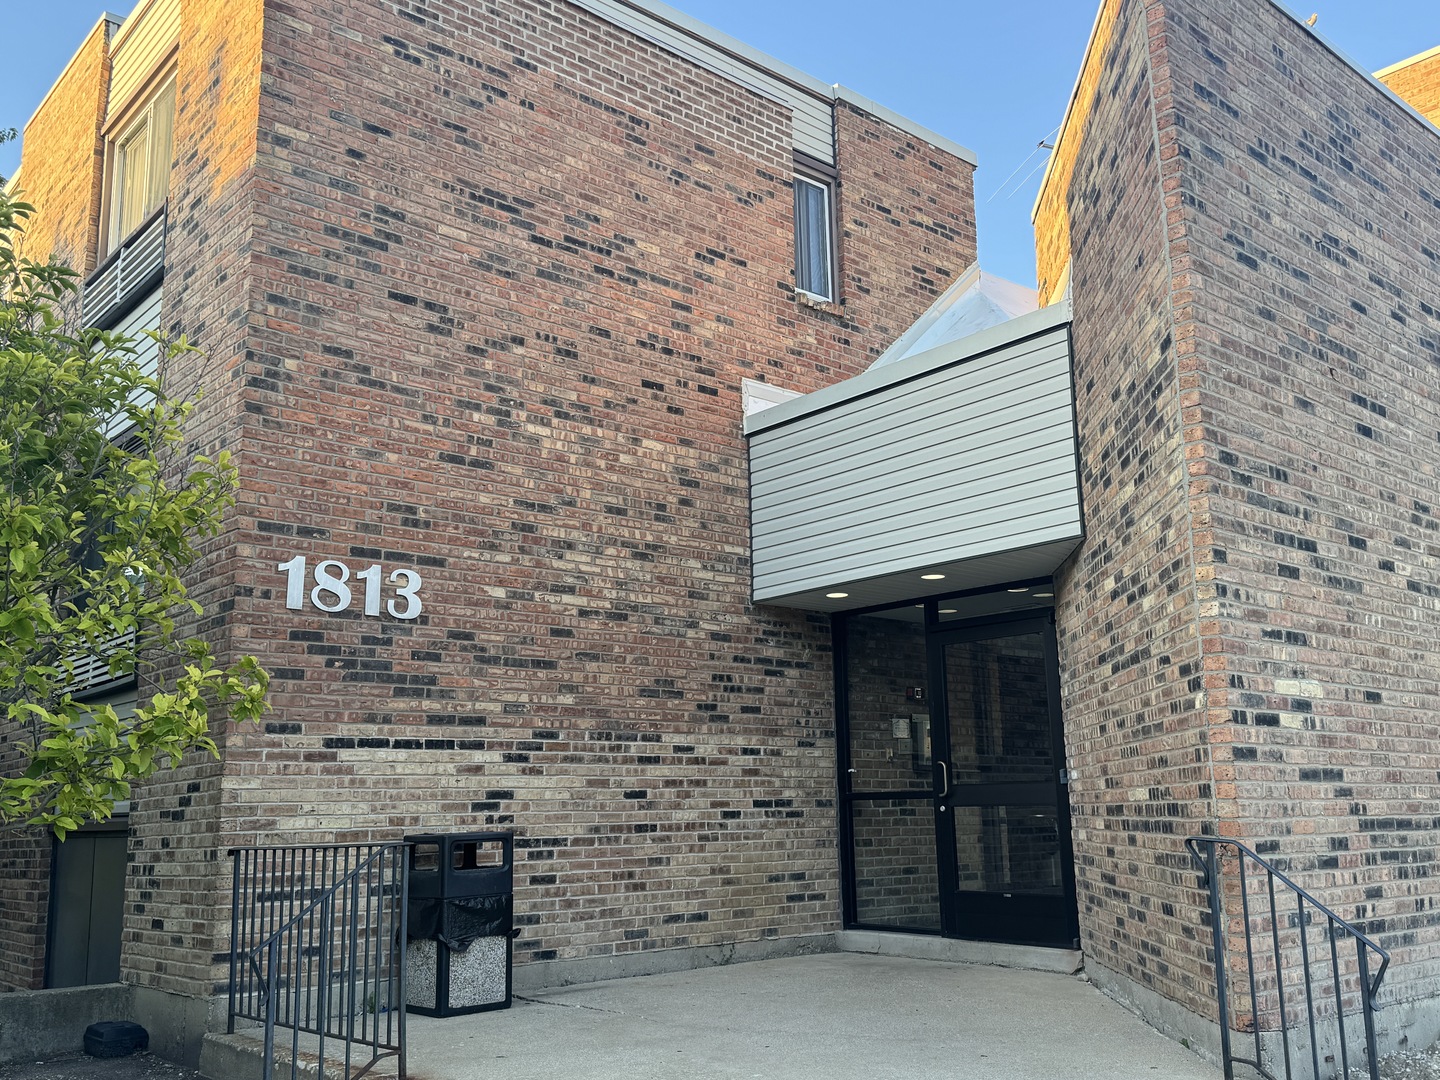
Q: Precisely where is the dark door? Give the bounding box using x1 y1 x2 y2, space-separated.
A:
47 825 127 987
928 612 1076 947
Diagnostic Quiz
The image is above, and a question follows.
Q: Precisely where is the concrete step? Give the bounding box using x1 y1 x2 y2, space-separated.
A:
199 1028 401 1080
835 928 1084 974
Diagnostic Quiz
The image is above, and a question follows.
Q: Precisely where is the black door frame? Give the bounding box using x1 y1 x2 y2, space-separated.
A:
926 609 1078 948
836 600 1078 948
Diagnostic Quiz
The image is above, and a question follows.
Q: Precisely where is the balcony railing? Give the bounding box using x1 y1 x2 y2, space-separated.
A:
67 629 137 695
82 205 166 330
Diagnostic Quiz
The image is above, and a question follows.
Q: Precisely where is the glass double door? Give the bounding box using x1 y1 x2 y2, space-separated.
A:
843 609 1077 948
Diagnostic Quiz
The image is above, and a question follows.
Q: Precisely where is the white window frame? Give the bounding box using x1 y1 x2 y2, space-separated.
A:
794 173 836 303
104 74 176 255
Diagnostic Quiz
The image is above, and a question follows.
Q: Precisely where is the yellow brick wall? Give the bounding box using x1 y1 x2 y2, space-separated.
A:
1377 46 1440 126
1032 1 1121 307
10 17 113 276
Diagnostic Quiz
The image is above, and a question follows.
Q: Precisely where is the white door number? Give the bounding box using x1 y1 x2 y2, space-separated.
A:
277 555 423 620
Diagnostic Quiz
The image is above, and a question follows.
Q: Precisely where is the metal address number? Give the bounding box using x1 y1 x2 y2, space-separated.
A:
276 555 423 620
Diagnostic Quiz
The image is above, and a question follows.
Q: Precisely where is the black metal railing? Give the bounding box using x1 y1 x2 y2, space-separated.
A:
228 842 409 1080
1187 837 1390 1080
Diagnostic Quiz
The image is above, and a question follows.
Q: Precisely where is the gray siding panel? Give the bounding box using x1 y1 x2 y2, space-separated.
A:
752 373 1073 488
112 286 164 379
752 339 1070 468
753 433 1076 529
756 460 1080 552
747 323 1081 603
102 285 163 439
108 0 179 117
790 109 835 163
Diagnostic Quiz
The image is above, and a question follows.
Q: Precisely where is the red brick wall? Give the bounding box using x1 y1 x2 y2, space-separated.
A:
1156 0 1440 1012
0 16 114 995
5 0 974 1012
1044 0 1440 1031
833 100 977 356
127 0 976 992
1034 0 1121 306
0 833 51 991
118 0 267 1006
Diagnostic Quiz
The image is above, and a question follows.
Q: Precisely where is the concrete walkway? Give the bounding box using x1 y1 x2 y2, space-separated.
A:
397 953 1221 1080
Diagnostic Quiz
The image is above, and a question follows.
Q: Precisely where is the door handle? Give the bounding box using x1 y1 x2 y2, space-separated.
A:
936 760 950 800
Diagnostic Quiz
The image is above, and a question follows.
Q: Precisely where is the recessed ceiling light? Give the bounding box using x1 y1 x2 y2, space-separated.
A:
1007 587 1030 593
921 573 946 581
1034 591 1054 598
939 608 957 614
825 592 849 599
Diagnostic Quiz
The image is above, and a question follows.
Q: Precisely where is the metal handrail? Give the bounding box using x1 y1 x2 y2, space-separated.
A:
228 842 409 1080
1187 837 1390 1080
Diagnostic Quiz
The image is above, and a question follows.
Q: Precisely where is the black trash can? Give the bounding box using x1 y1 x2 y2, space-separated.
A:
405 831 517 1017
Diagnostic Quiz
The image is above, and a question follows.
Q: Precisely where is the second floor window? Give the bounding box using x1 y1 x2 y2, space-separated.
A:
794 173 834 301
108 78 175 252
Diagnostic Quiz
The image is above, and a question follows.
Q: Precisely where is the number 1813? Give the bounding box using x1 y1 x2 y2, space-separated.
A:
276 555 423 620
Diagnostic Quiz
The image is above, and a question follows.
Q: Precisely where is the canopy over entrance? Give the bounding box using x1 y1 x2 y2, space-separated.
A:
745 270 1081 612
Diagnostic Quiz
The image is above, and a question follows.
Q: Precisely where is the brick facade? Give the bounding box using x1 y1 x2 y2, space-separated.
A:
14 0 1440 1064
1157 0 1440 1016
201 0 973 982
1379 47 1440 127
0 15 117 994
1038 0 1440 1034
1041 0 1217 1013
0 0 975 1031
7 16 113 276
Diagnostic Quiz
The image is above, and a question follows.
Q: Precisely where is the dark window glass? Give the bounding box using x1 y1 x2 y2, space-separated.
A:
794 175 832 299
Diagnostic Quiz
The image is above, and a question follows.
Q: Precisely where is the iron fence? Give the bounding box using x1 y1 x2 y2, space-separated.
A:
1187 837 1390 1080
228 842 408 1080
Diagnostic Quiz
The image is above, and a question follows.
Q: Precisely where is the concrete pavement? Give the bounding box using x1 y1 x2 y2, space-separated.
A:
397 953 1221 1080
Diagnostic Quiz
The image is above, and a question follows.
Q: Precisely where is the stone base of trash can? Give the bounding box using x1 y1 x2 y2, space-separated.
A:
406 935 511 1016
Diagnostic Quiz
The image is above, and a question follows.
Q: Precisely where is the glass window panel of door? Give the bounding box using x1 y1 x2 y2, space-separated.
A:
944 633 1054 785
845 611 931 793
851 800 941 930
952 805 1064 896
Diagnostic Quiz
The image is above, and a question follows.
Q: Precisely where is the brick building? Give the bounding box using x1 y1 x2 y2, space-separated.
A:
4 0 979 1061
5 0 1440 1070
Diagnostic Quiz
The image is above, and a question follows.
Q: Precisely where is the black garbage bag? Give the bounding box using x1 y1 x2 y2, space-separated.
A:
407 893 512 951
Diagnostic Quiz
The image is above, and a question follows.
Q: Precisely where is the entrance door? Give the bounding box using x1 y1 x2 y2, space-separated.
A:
46 825 127 987
929 612 1076 947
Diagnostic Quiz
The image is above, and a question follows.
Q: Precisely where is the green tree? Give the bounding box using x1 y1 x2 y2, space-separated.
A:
0 126 15 187
0 191 267 838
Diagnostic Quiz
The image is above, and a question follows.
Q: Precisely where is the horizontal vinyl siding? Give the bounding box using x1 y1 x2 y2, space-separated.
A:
752 347 1072 487
103 285 163 439
111 285 164 378
569 0 834 162
749 325 1080 601
107 0 179 117
789 106 835 164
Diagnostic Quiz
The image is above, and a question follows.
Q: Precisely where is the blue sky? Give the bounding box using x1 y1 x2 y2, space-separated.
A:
2 1 1436 286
